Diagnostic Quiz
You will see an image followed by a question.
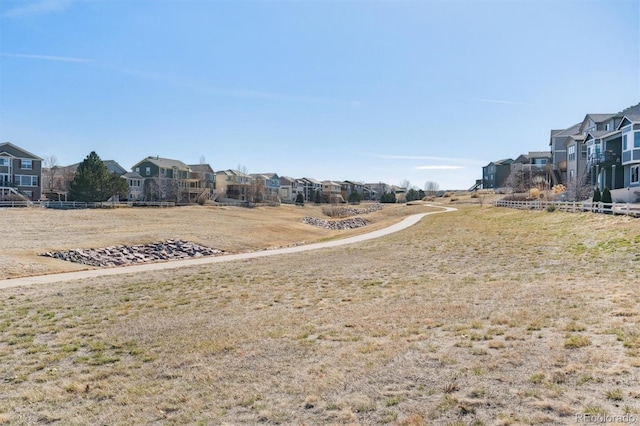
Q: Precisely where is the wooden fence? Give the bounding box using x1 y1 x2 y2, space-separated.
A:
494 199 640 217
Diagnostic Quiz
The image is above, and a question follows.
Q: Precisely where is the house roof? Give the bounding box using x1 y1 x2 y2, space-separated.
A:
552 123 581 138
584 131 609 141
132 156 191 171
0 142 43 160
188 164 214 174
302 177 322 185
67 159 128 175
251 173 279 180
123 171 144 179
485 158 513 167
216 169 248 177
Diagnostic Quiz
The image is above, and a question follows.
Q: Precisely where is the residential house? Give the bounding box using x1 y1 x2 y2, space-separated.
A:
189 163 217 202
341 180 365 203
322 180 344 203
549 123 581 185
122 172 145 201
510 151 552 191
616 104 640 201
301 177 323 203
0 142 42 200
564 133 589 200
482 159 513 190
132 156 199 203
249 173 280 203
279 176 305 203
215 169 251 202
366 182 391 201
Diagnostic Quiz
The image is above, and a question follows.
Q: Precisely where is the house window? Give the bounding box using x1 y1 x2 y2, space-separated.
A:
624 135 628 150
0 158 8 166
581 145 587 160
568 145 576 161
20 159 32 170
605 123 610 131
17 175 37 186
146 167 151 176
632 166 640 184
569 170 574 183
635 132 640 149
135 167 140 173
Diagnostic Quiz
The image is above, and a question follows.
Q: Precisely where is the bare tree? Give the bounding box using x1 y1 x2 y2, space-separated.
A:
566 171 592 202
42 155 59 193
424 181 440 197
399 178 411 190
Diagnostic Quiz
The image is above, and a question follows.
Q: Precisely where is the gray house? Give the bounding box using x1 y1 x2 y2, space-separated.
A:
482 159 513 190
0 142 43 200
132 156 200 203
549 123 581 185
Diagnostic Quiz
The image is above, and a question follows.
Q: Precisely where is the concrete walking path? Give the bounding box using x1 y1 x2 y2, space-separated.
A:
0 204 457 289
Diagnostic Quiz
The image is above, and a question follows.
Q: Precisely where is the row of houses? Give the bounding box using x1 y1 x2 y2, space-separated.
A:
480 102 640 203
0 143 407 204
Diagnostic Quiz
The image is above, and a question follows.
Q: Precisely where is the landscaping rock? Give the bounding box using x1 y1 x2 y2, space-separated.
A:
41 239 224 267
302 216 370 230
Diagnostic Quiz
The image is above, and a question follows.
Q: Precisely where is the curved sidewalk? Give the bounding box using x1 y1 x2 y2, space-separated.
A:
0 204 457 289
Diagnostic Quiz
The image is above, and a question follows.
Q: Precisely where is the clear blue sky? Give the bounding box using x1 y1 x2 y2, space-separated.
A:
1 0 639 190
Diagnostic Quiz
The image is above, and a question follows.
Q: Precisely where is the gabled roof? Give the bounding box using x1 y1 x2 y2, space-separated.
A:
132 156 191 171
584 131 609 142
579 113 616 133
123 171 144 179
485 158 513 167
103 160 128 175
251 173 279 180
0 142 43 160
67 159 128 175
189 164 214 174
302 177 322 185
564 133 585 147
617 114 640 130
216 169 249 177
552 123 581 138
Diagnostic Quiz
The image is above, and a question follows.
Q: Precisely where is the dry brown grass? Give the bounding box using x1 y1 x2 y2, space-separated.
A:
0 202 433 280
1 203 640 424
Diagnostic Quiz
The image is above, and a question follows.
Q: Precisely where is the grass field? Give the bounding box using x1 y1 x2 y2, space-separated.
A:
1 198 640 425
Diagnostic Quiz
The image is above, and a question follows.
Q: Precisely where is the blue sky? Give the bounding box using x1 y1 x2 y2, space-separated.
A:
1 0 639 190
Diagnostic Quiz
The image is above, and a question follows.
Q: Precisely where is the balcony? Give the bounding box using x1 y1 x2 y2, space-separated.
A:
588 151 619 167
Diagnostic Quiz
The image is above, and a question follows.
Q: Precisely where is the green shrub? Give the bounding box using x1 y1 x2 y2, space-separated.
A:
592 187 601 202
601 187 612 204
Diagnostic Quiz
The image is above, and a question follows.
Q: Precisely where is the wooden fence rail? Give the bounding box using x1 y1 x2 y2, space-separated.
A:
494 199 640 217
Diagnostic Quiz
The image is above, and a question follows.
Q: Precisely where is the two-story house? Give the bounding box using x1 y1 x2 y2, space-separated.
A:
510 152 551 191
249 173 280 203
482 159 513 190
215 169 251 202
322 180 344 203
132 156 197 203
0 142 43 200
341 180 365 203
189 163 216 202
549 124 583 186
301 177 323 203
279 176 306 203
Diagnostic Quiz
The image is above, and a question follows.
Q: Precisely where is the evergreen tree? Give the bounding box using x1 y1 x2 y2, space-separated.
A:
592 187 601 202
295 192 304 205
601 187 612 204
348 190 362 204
314 190 322 204
70 151 128 202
